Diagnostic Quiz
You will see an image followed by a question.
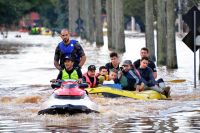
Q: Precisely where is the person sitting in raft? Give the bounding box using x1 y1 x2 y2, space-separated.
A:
82 65 99 88
50 55 83 87
137 57 170 97
102 69 122 89
105 52 121 74
133 47 157 79
121 60 143 91
96 66 109 84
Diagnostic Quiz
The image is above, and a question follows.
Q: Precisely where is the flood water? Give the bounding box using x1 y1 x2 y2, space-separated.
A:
0 32 200 132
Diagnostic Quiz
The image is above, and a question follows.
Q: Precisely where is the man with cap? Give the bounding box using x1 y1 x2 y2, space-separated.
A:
121 60 143 91
52 55 82 82
82 65 99 88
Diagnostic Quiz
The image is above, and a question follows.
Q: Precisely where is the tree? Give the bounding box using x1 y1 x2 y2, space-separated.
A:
68 0 79 34
114 0 125 52
111 0 116 49
0 0 69 29
54 0 68 29
95 0 104 46
88 0 95 43
166 0 178 68
106 0 112 49
37 1 57 28
145 0 155 61
124 0 145 23
157 0 167 66
0 0 36 26
79 0 95 43
110 0 125 52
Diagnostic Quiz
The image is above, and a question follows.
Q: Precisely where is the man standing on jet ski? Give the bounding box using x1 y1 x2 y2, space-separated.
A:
54 29 86 71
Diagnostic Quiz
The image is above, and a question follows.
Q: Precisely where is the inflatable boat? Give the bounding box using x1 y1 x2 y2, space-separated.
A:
85 86 171 100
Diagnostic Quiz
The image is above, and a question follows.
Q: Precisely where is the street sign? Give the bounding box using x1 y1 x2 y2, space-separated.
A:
182 6 200 31
76 18 83 25
182 31 200 52
196 35 200 46
182 6 200 52
182 6 200 88
75 17 84 36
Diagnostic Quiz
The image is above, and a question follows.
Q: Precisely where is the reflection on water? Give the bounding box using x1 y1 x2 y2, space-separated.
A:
0 32 200 132
0 43 22 54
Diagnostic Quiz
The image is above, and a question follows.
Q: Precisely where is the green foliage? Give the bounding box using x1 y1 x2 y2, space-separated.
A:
36 0 68 29
0 0 68 29
0 0 44 25
188 0 200 7
0 0 25 25
2 0 199 30
54 0 68 29
36 1 57 28
124 0 145 21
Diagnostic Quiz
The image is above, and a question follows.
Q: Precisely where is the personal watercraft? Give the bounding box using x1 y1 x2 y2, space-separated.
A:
38 80 99 115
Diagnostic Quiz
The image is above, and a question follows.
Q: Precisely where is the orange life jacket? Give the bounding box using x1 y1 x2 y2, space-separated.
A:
83 73 97 88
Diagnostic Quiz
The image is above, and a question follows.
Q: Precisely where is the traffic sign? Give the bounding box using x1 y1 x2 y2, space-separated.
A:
182 6 200 31
182 31 200 52
182 6 200 52
76 17 83 25
182 6 200 88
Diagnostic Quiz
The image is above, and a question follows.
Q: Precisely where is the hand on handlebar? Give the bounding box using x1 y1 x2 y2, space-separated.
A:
50 79 57 83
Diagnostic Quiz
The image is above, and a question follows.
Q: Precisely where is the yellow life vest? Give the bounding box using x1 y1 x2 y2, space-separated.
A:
62 69 79 80
98 75 109 84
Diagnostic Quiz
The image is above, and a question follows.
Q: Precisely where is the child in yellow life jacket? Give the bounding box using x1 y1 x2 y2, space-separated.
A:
102 69 122 89
96 66 109 84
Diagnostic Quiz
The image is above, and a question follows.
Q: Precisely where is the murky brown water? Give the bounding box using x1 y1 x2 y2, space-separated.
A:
0 32 200 132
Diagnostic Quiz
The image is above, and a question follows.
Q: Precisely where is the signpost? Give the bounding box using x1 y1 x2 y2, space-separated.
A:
75 17 84 36
194 11 197 88
182 6 200 88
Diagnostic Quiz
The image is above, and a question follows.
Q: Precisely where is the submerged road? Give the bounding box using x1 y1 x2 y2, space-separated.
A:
0 31 200 132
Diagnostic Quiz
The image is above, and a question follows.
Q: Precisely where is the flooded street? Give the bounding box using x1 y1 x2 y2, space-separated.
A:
0 32 200 132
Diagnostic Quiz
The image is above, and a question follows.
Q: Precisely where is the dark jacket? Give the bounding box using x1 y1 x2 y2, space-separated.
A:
138 67 156 87
122 69 142 91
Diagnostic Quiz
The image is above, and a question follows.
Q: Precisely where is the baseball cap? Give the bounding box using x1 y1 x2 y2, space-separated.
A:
122 60 132 66
88 65 96 71
64 55 74 62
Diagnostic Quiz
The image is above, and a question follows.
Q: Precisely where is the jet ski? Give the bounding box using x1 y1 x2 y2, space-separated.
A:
38 79 99 115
